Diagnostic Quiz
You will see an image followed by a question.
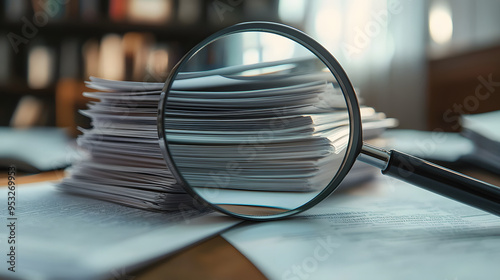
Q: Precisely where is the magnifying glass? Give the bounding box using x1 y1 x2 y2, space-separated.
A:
158 22 500 221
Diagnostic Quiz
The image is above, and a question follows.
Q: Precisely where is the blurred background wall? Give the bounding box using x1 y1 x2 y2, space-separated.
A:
1 0 499 135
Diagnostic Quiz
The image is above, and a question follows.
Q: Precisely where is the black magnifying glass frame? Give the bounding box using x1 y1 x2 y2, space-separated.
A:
160 21 500 221
158 21 363 221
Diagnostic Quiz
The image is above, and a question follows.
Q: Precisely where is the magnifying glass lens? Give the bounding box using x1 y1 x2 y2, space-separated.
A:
162 31 351 218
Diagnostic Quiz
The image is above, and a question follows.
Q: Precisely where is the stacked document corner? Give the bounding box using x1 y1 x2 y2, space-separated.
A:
60 60 398 211
59 77 193 211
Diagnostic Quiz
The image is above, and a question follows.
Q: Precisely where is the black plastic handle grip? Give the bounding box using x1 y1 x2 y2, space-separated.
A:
382 150 500 216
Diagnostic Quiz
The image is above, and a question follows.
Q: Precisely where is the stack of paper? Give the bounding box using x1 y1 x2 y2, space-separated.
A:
60 58 397 210
59 78 194 211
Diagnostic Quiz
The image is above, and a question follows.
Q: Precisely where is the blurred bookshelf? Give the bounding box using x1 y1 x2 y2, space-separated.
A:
0 0 282 135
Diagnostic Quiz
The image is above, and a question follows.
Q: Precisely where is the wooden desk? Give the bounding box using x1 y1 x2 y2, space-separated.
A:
4 167 499 280
0 171 267 280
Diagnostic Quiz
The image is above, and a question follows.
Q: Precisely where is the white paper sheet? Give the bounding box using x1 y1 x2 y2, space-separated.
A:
223 173 500 280
0 182 240 280
0 127 73 172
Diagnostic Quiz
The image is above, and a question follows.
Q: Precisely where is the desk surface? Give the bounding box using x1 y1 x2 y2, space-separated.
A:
3 168 500 280
1 171 267 280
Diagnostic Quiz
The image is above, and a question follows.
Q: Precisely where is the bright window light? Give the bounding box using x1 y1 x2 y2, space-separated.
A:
243 48 260 65
261 32 295 62
313 1 343 48
278 0 306 24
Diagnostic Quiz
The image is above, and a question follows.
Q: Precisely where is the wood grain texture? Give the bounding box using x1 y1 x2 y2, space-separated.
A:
0 170 65 185
135 235 267 280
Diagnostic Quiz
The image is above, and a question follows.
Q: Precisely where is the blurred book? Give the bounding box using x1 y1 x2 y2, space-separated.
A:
177 0 202 25
10 95 46 127
0 35 10 85
122 32 155 81
126 0 173 23
60 58 397 211
98 34 125 81
32 0 66 20
84 33 175 82
59 38 80 79
4 0 28 22
461 110 500 175
82 38 100 78
79 0 100 21
145 44 170 80
109 0 127 21
27 45 55 89
64 0 80 19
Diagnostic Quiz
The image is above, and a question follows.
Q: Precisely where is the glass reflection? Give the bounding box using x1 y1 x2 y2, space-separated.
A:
163 31 350 217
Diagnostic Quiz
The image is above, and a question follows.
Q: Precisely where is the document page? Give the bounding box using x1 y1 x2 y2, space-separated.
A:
0 127 73 172
223 173 500 280
0 182 239 280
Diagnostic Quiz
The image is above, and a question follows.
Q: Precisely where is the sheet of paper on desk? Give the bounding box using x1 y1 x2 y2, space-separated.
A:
0 127 73 172
0 182 240 280
223 173 500 280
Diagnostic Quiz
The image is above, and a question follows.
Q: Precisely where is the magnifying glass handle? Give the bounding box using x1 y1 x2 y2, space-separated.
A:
360 144 500 216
